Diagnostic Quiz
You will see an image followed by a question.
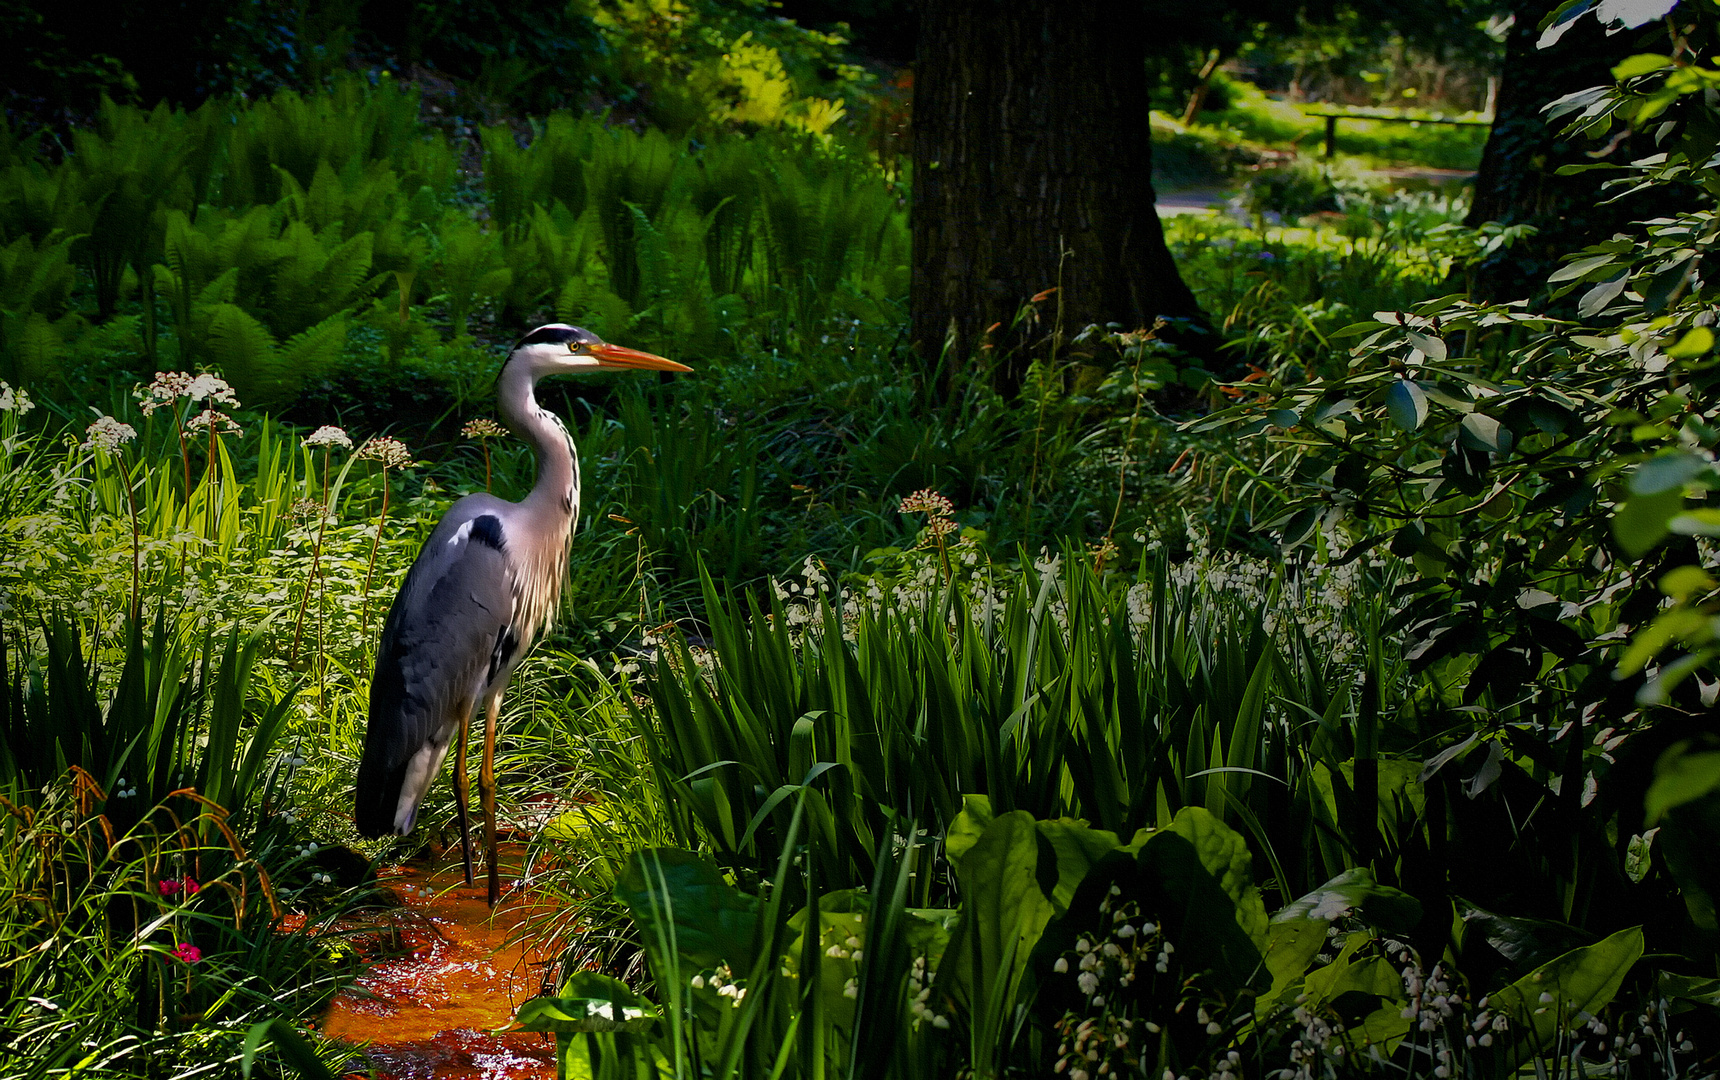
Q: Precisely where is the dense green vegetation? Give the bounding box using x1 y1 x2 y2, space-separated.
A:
6 2 1720 1079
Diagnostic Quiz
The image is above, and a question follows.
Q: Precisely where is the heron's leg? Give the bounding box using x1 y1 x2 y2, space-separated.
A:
480 693 502 906
454 711 474 887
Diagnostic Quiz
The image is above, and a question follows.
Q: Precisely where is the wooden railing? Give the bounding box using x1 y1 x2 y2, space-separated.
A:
1300 107 1493 158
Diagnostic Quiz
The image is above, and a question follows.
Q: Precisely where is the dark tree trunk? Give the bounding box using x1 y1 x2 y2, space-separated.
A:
910 0 1208 398
1464 3 1692 302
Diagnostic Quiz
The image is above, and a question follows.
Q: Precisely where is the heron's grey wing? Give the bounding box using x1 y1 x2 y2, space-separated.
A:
355 511 518 837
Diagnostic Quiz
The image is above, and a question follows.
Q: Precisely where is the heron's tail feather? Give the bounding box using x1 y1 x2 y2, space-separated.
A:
353 749 410 838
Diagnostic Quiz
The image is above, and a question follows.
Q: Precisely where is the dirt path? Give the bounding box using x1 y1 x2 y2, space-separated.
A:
322 850 561 1080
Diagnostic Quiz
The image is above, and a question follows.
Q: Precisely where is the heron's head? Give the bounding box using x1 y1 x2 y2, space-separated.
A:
505 324 693 378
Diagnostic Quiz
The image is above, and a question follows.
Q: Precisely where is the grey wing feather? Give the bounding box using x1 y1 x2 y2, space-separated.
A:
355 504 515 837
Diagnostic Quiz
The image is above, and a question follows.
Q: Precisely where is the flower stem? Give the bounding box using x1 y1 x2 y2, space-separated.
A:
289 450 333 663
361 467 390 634
123 452 141 622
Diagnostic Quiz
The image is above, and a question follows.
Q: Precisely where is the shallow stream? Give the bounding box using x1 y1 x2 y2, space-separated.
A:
321 849 560 1080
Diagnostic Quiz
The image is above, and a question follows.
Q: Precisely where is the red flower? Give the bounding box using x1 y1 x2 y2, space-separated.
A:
159 877 200 897
171 942 202 964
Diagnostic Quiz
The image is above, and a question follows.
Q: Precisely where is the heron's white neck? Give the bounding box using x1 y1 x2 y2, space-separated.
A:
497 362 579 524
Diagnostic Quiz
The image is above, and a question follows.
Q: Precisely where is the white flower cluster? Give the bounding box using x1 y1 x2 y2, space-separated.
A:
907 953 949 1029
187 409 242 436
1053 1013 1140 1080
1053 891 1166 1010
137 371 240 416
824 930 864 963
288 497 324 526
1050 887 1177 1080
111 776 139 799
304 424 353 450
0 381 34 414
1598 996 1700 1077
689 963 746 1006
1123 549 1375 668
356 435 414 469
461 417 506 440
82 416 138 454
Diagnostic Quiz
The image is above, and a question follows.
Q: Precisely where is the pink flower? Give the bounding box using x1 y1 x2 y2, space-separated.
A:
171 942 202 964
159 877 199 897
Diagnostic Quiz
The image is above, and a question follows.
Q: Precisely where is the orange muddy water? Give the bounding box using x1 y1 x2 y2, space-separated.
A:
320 848 561 1080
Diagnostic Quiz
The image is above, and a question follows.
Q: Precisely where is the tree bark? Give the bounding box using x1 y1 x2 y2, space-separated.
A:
1464 3 1692 302
910 0 1208 397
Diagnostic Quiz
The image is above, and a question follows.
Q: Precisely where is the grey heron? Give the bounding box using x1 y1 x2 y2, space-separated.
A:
354 323 690 904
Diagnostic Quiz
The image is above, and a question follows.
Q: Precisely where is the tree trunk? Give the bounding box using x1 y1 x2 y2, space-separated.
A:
910 0 1208 398
1464 3 1692 302
1181 49 1225 127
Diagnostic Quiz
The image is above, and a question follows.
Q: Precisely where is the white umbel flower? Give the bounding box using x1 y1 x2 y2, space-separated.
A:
0 381 34 414
305 424 353 449
83 416 137 453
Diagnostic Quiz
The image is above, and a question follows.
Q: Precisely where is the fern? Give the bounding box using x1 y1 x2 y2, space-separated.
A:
204 303 289 406
429 218 512 336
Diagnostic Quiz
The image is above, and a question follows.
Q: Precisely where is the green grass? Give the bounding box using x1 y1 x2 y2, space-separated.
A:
1194 78 1489 172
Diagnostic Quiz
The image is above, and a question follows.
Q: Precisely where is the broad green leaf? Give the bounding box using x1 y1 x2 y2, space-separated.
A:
948 811 1056 1056
1456 901 1598 980
1297 928 1411 1052
1525 398 1575 433
1134 831 1269 993
1332 321 1388 339
786 898 869 1026
1660 565 1716 601
1349 1003 1415 1049
1257 918 1329 1017
1280 506 1319 549
1273 868 1423 934
1628 451 1710 495
1666 326 1716 359
1165 807 1268 944
1304 953 1405 1010
1458 413 1511 453
1489 926 1643 1066
1660 972 1720 1008
515 971 660 1035
945 793 995 865
1034 818 1125 913
613 848 759 973
1547 253 1621 283
1385 380 1428 432
1613 487 1685 558
1405 331 1447 361
1660 796 1720 930
1670 508 1720 535
1537 0 1598 50
1577 272 1629 318
1617 606 1707 675
1613 53 1674 79
543 805 609 841
1646 742 1720 824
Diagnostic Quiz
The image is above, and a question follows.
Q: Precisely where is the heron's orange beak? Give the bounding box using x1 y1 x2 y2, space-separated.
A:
588 343 693 373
